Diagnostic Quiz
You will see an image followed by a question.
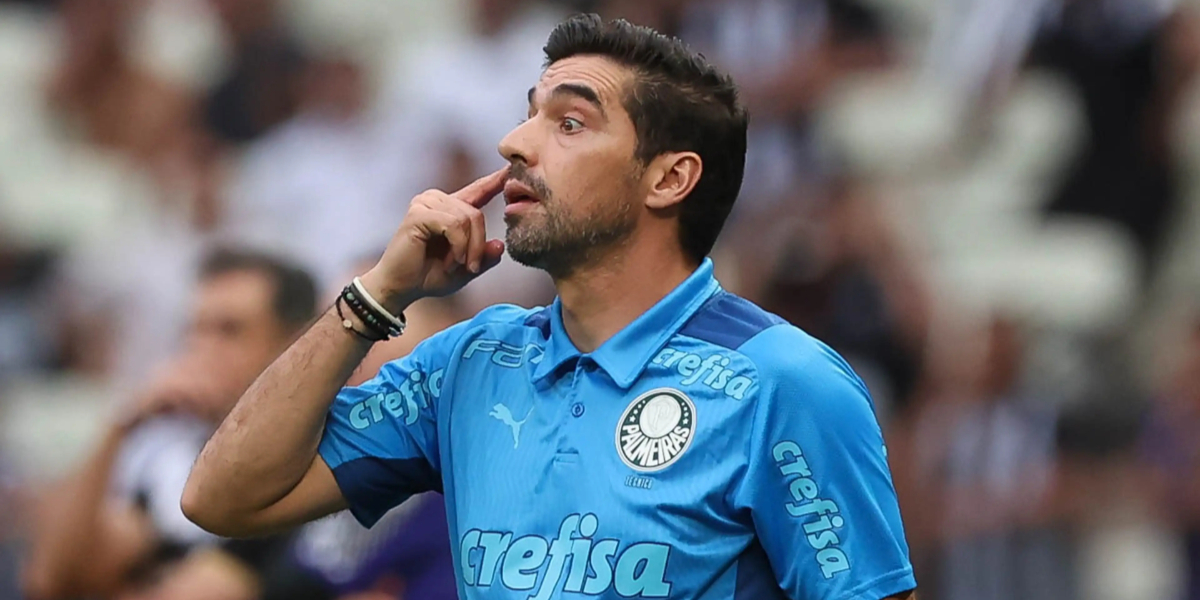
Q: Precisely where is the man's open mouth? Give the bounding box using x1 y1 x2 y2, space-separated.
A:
503 180 540 206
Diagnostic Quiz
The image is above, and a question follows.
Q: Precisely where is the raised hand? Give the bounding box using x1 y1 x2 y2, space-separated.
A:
114 355 237 434
359 167 509 313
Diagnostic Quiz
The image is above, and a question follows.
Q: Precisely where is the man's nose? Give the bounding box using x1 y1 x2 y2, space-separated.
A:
498 118 536 167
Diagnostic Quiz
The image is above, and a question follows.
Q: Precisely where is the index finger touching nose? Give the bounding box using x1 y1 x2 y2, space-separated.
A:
453 166 510 207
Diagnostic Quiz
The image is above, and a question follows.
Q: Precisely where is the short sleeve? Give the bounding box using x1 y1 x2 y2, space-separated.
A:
734 326 916 600
319 322 467 528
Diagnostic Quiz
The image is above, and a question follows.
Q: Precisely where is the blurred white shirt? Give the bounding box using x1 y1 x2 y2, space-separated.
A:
56 206 205 392
221 111 409 293
112 415 218 548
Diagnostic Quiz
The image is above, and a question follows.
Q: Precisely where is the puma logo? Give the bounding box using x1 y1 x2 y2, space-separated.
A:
489 403 532 449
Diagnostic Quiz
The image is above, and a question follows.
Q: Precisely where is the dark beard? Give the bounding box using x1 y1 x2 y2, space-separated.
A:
505 196 636 279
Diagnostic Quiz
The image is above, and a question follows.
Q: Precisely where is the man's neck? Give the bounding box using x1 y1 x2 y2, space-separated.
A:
554 249 698 354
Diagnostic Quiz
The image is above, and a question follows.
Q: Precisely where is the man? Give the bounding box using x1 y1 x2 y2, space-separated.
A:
149 294 466 600
184 15 917 600
23 249 317 599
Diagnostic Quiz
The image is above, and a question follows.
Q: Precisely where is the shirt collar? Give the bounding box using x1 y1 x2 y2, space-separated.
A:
532 258 721 388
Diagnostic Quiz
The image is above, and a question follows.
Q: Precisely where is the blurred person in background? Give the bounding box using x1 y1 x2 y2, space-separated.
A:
53 224 207 387
908 315 1073 600
44 0 217 388
46 0 219 224
1029 0 1200 278
673 0 895 299
141 261 466 600
222 53 404 290
203 0 308 146
755 177 930 424
22 249 317 600
1143 315 1200 600
929 0 1200 279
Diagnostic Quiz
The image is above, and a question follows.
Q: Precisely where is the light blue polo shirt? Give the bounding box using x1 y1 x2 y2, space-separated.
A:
318 258 916 600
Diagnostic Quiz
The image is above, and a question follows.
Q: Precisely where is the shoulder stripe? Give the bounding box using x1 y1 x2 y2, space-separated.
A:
678 291 786 350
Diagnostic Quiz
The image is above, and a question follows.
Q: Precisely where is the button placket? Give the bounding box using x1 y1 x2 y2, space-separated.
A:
552 358 583 462
569 358 589 418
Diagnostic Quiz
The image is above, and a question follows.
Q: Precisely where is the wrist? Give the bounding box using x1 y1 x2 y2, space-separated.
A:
332 298 386 345
358 270 421 315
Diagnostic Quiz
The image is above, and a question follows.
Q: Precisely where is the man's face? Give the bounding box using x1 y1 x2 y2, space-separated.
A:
498 55 645 277
184 270 289 412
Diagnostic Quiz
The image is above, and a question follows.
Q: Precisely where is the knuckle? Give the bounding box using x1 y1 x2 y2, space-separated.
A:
408 199 431 215
407 207 431 224
414 190 442 206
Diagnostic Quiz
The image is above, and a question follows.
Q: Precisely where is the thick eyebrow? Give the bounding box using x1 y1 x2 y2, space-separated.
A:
527 83 607 118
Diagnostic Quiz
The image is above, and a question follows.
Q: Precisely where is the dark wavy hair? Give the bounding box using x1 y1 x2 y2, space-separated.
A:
200 248 317 334
544 14 749 262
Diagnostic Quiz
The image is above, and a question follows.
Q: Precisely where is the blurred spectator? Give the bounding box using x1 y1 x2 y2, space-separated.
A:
930 0 1200 277
380 0 561 313
46 0 218 220
221 55 406 290
754 179 930 421
145 291 466 600
22 249 317 600
668 0 901 360
203 0 307 146
1143 316 1200 600
40 0 225 387
53 209 207 388
910 316 1075 600
1032 0 1200 277
674 0 893 221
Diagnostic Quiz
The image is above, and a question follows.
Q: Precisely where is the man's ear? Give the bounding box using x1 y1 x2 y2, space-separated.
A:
644 152 702 210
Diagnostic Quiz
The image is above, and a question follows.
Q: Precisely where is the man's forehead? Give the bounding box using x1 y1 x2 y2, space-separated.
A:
200 270 273 306
532 55 630 103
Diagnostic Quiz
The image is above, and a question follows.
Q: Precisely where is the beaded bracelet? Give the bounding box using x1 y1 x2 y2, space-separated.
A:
335 296 386 343
340 283 405 339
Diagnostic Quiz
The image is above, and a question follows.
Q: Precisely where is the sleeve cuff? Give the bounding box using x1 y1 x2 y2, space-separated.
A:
836 567 917 600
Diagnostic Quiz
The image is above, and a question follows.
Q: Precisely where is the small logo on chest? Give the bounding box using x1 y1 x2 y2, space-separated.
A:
490 403 533 449
615 388 696 472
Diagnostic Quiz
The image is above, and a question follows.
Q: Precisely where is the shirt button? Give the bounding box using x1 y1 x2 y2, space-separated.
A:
571 402 585 417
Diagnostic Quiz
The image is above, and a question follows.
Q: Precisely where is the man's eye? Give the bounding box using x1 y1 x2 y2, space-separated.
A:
561 117 583 133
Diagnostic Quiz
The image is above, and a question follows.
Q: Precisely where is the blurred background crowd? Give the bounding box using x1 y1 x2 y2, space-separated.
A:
2 0 1200 598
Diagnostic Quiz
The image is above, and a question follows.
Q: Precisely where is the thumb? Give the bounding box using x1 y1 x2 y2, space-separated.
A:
477 239 505 274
